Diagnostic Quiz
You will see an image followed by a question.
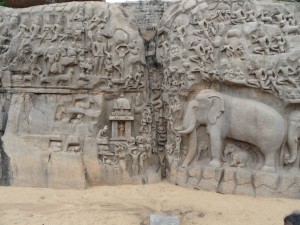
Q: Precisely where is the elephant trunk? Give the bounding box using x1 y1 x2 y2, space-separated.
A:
176 100 197 135
181 129 197 168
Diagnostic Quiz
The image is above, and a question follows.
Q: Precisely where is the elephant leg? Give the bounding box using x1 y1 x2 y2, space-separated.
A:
261 152 276 173
291 148 300 172
181 129 197 168
208 131 224 168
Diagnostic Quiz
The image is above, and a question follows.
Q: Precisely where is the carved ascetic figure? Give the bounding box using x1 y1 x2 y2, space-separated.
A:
176 90 286 172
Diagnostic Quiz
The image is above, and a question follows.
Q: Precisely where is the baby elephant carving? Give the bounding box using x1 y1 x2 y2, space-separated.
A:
223 143 251 168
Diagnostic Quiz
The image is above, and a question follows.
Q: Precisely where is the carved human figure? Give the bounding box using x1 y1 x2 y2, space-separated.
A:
244 3 256 22
124 74 134 89
134 69 144 89
40 19 53 45
87 10 108 41
115 43 129 76
271 33 286 53
145 138 154 164
235 44 246 60
192 19 211 43
17 18 30 39
252 29 272 55
247 62 269 89
118 122 125 137
30 17 41 40
277 62 297 88
130 149 141 176
139 106 152 134
230 3 246 25
44 46 61 76
139 152 147 174
221 42 234 58
97 125 108 139
51 16 64 42
29 50 43 76
189 41 206 64
91 31 108 75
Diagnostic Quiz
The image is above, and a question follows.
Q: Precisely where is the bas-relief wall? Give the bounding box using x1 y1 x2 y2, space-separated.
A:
0 0 300 198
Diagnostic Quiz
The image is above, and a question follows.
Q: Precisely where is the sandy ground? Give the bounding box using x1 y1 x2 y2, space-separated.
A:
0 181 299 225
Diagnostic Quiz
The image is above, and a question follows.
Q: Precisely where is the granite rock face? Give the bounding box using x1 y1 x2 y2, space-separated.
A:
0 0 300 198
157 0 300 198
0 2 160 188
4 0 104 8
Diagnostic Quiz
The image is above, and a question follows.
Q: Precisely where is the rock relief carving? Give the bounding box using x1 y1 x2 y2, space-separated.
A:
156 0 300 196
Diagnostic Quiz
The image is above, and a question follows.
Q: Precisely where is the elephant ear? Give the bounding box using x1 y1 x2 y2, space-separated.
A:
207 94 225 124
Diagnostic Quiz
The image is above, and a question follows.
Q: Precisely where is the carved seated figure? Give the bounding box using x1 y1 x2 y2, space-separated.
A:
97 125 109 144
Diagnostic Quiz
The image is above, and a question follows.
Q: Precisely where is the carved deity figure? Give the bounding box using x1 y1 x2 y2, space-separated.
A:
91 31 108 75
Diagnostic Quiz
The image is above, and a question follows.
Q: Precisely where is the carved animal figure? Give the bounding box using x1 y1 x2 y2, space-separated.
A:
286 111 300 170
280 20 300 35
176 89 286 172
223 143 251 168
55 68 73 86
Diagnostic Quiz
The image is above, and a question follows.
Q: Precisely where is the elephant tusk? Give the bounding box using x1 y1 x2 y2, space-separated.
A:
174 126 183 131
177 124 195 135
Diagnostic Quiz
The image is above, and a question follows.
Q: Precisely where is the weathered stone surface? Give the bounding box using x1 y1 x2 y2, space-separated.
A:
278 173 295 194
1 0 300 199
177 167 188 186
218 168 236 194
235 170 252 186
187 177 200 187
48 152 87 189
188 166 201 178
253 171 279 189
4 0 104 8
235 184 255 196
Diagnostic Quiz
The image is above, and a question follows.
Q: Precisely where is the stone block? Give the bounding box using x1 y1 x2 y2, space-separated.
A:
188 166 201 178
187 177 200 187
10 151 49 188
235 184 255 196
147 169 162 184
278 173 295 193
235 169 252 185
253 171 279 190
218 168 236 194
176 167 188 186
83 138 102 186
48 152 87 189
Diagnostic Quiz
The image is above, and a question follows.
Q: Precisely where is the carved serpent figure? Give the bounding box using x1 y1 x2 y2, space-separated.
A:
176 89 287 172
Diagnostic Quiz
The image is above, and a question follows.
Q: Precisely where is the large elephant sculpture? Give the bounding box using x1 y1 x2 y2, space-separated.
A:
176 89 287 172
